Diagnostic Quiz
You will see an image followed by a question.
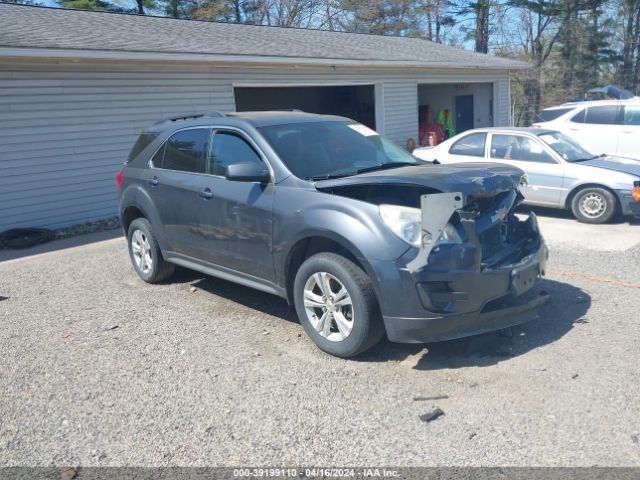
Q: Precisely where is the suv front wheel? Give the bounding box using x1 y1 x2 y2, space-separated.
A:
293 253 384 357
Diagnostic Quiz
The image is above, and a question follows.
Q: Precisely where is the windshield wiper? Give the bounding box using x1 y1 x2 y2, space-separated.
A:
306 173 352 181
354 161 417 175
306 162 417 181
572 154 607 163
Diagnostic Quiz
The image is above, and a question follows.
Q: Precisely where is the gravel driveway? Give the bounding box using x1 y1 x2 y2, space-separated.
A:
1 213 639 467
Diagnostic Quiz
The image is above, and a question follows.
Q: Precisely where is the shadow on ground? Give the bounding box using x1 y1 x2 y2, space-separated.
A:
171 268 589 369
0 229 122 263
173 267 299 325
358 278 589 369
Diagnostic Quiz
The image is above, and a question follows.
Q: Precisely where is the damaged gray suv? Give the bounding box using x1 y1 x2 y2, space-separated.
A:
117 111 550 357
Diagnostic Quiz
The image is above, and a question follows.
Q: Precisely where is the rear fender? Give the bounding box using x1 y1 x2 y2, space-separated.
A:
119 185 170 251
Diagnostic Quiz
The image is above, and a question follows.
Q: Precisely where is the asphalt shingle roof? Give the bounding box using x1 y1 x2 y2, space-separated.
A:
0 4 527 69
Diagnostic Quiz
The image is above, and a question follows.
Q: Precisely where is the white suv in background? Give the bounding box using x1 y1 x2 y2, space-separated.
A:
533 98 640 159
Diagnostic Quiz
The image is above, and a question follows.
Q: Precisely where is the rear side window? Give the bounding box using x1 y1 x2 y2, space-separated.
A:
449 133 487 157
538 108 573 122
161 128 210 173
623 106 640 126
208 131 263 176
570 109 586 123
490 134 555 163
572 106 623 125
127 132 158 163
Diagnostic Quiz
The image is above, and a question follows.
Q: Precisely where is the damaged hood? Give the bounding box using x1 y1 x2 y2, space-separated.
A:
580 156 640 178
314 163 524 200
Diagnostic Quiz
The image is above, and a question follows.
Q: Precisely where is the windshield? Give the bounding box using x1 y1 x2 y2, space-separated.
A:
259 121 420 180
538 132 595 162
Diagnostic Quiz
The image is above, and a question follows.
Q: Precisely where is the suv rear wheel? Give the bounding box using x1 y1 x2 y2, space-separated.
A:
127 218 175 283
293 253 384 357
570 187 617 224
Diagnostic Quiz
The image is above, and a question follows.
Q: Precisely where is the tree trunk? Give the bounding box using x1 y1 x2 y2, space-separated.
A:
621 0 635 89
634 3 640 93
234 0 242 22
435 0 441 43
136 0 144 14
474 0 489 53
559 0 575 96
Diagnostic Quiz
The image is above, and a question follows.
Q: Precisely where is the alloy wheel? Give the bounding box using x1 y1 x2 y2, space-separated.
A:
303 272 354 342
131 229 153 274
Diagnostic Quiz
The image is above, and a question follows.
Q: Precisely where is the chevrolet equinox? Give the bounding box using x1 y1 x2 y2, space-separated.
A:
117 111 549 357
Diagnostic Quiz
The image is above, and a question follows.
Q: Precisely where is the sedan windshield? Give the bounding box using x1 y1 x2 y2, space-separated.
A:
538 132 595 162
259 121 420 180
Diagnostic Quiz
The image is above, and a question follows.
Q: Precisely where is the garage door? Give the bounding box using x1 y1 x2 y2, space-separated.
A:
234 85 376 129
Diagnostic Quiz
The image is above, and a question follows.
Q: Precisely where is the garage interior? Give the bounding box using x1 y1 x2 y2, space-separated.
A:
418 82 494 140
234 85 376 129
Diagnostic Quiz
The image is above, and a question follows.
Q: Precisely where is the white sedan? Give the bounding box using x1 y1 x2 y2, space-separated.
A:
413 127 640 224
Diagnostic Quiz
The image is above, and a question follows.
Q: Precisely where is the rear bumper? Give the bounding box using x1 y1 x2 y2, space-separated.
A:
374 215 549 343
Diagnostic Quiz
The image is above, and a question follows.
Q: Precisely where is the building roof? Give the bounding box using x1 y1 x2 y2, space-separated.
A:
0 4 528 69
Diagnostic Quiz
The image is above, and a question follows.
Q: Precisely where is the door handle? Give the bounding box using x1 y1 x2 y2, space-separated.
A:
149 176 159 186
199 187 213 199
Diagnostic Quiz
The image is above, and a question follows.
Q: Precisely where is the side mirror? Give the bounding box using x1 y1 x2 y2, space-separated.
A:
225 162 270 183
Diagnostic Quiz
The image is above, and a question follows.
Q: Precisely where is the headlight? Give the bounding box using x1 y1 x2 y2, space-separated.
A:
379 204 462 248
379 204 422 246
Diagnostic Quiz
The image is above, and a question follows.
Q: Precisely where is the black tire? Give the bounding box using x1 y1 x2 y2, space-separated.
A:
293 252 384 358
127 218 174 283
570 187 617 224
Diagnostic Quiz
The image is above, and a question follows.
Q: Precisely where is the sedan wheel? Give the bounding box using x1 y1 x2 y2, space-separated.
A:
303 272 354 342
571 187 617 224
579 192 606 220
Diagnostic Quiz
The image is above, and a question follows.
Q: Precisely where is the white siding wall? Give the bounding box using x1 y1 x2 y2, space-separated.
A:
0 60 510 231
494 76 511 126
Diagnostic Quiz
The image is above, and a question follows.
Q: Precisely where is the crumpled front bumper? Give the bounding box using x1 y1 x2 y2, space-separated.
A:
371 194 550 344
382 237 550 343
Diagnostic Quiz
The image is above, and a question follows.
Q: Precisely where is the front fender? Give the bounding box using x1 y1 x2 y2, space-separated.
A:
272 186 410 292
561 165 638 206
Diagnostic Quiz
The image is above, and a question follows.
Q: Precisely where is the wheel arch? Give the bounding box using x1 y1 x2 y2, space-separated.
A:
282 233 380 306
564 182 620 210
119 185 169 250
122 205 147 234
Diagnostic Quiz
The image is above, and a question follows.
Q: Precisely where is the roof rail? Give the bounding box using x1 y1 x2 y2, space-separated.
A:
154 111 226 125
